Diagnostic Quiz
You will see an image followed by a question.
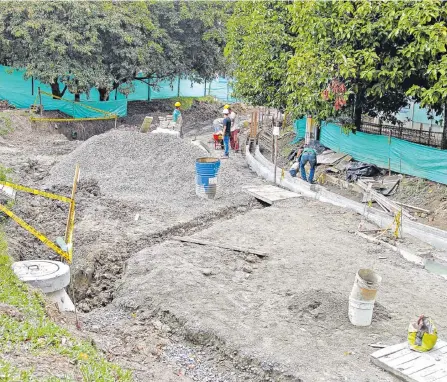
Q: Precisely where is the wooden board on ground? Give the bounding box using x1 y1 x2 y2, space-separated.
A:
140 116 153 133
371 340 447 382
317 152 347 165
242 184 300 205
171 236 268 258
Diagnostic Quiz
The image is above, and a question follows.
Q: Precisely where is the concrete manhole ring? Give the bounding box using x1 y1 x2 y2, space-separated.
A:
12 260 70 293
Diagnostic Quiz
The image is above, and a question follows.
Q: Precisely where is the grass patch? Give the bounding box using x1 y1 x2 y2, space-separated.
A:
0 231 133 381
0 113 13 136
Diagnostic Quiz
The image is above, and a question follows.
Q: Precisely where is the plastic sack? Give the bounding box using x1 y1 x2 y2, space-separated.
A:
346 162 381 182
408 315 437 352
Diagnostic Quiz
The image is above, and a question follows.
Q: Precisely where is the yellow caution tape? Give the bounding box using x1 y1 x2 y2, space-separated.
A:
30 116 117 123
0 203 71 262
0 181 71 203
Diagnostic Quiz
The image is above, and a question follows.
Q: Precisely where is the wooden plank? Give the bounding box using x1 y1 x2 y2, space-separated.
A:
171 236 269 258
411 366 444 379
395 202 431 214
317 152 347 165
372 341 447 382
243 185 300 205
388 352 421 367
358 180 415 220
425 370 447 382
372 342 409 359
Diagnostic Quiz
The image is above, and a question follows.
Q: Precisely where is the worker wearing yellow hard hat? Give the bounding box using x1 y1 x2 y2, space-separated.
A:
173 101 183 137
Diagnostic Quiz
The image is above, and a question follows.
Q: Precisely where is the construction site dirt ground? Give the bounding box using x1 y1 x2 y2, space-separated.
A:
0 104 446 382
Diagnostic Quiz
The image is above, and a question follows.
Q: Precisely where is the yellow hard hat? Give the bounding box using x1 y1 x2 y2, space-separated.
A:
175 102 181 107
224 104 230 109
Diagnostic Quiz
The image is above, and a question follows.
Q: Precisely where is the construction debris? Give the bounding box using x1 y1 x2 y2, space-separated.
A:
357 179 416 220
346 162 382 182
317 151 347 165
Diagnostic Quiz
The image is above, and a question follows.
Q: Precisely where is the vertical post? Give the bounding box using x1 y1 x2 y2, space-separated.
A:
147 80 150 101
115 89 117 100
273 134 278 184
204 79 207 97
64 164 80 263
177 77 181 97
38 87 42 116
31 77 34 96
410 101 415 130
428 126 432 146
114 117 117 130
305 115 312 144
442 103 447 149
388 130 391 176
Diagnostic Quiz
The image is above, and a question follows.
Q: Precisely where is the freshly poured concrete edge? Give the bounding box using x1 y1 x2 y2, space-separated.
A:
245 145 447 251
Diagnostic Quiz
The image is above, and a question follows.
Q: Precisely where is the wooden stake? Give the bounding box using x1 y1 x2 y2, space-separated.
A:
64 164 80 262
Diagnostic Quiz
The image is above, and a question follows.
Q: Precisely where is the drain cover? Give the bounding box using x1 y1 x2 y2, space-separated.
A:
12 260 70 293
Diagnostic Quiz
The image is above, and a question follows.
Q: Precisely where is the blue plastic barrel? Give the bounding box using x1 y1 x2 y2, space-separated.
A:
195 157 221 199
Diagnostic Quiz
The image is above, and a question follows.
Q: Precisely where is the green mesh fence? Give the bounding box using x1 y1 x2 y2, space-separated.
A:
0 65 237 119
319 122 447 185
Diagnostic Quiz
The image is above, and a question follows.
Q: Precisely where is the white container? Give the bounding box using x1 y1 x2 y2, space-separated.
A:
348 297 375 326
349 269 382 326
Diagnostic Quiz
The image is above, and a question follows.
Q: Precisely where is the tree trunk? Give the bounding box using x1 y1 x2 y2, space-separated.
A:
74 94 80 102
442 103 447 150
98 87 110 101
354 106 362 132
50 81 61 99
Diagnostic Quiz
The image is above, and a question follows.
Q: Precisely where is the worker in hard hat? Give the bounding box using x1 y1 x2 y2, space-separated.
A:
173 101 183 137
225 104 239 151
222 108 231 158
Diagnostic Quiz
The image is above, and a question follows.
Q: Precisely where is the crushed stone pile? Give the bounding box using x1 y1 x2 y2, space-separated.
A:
46 130 257 208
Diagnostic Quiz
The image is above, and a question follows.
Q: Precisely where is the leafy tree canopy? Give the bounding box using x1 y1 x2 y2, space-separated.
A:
0 1 227 100
226 0 447 135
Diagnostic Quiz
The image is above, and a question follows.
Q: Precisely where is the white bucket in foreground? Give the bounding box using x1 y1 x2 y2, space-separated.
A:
349 268 382 326
348 297 375 326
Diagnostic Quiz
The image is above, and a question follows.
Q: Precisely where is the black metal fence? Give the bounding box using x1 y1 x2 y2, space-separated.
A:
359 121 442 148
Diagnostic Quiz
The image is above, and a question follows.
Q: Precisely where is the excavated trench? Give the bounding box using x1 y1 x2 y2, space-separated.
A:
68 199 264 311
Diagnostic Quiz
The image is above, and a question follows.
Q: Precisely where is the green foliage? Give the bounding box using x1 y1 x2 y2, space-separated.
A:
225 1 293 110
0 230 133 381
0 113 13 135
0 164 11 181
227 0 447 131
0 1 227 100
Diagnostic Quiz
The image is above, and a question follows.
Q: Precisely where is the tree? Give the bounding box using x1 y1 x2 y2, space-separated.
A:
0 1 228 101
225 1 294 110
0 1 102 99
227 0 447 145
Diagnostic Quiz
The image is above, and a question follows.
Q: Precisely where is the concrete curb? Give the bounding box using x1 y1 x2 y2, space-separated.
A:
245 145 447 251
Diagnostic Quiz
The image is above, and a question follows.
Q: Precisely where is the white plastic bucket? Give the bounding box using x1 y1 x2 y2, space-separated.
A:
348 297 375 326
349 269 381 326
350 269 382 302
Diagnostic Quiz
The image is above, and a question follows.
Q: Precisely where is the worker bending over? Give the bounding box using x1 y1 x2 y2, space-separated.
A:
299 144 317 183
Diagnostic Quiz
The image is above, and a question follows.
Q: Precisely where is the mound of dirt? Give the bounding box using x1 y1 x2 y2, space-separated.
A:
46 130 251 208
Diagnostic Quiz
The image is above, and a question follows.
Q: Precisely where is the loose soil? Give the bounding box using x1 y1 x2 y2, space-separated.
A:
1 105 447 382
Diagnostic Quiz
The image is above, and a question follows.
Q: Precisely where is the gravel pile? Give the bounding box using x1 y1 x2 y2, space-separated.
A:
46 130 258 208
